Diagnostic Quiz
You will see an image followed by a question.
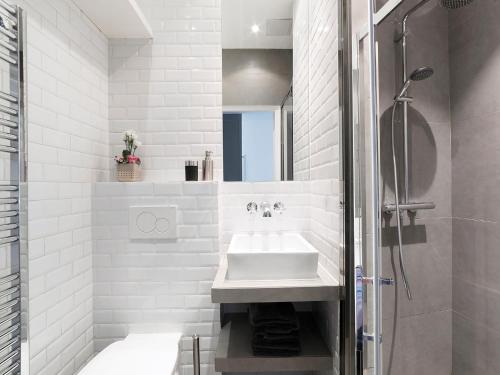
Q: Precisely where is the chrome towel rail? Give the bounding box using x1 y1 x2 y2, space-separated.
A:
0 146 17 154
0 211 17 218
0 133 17 142
0 320 21 340
0 324 20 342
0 40 15 53
0 287 18 300
1 362 19 375
0 2 23 373
0 119 17 129
0 105 16 116
0 299 19 316
0 8 16 27
0 224 18 233
0 237 18 246
0 349 19 370
0 338 19 356
0 92 16 103
0 52 15 66
0 274 18 286
0 199 17 205
0 27 16 41
0 0 16 15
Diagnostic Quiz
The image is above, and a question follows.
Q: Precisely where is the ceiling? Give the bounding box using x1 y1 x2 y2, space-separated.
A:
222 0 294 49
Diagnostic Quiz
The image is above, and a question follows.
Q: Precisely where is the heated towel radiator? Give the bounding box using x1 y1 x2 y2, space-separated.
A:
0 0 26 374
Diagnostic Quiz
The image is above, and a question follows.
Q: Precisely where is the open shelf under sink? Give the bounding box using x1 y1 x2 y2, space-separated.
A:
215 313 333 373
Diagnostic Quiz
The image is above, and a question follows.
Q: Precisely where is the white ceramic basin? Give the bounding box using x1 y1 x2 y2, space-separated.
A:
226 233 319 280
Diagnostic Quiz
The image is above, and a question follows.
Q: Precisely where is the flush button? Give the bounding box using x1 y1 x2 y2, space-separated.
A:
136 212 156 233
129 206 177 239
156 218 170 233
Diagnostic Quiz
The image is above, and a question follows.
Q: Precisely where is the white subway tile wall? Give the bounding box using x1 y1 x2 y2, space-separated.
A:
293 0 340 285
219 180 340 277
17 0 109 373
308 0 339 182
92 182 219 375
218 182 311 252
292 0 311 181
293 0 339 179
293 1 341 373
16 1 341 375
109 0 223 182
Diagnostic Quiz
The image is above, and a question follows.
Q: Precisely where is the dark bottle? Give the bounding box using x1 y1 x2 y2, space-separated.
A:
185 161 199 181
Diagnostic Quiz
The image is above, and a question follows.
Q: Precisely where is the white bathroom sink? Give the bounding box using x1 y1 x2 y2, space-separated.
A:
226 233 319 280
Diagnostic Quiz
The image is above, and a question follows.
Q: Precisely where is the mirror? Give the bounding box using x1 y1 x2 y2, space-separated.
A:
222 0 304 181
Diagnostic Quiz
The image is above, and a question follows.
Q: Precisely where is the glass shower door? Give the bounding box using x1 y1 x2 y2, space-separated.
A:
349 0 383 374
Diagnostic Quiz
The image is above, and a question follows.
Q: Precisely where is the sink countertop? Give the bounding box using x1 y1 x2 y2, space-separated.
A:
211 256 342 303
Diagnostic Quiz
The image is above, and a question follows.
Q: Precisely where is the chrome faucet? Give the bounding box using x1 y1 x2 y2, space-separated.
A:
260 202 272 217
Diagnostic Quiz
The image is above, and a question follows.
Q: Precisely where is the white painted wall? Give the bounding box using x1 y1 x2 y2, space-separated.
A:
108 0 223 182
15 0 110 374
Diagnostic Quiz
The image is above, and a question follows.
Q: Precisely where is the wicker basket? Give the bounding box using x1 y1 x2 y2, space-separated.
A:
116 163 142 182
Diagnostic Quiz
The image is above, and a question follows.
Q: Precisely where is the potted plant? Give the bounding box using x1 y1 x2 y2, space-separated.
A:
115 130 143 182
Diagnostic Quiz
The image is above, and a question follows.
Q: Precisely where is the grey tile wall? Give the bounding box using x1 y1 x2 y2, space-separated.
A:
376 1 452 374
450 1 500 373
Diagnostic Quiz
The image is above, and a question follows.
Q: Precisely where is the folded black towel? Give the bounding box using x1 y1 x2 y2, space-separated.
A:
248 303 300 329
253 331 299 345
252 345 301 357
248 303 302 356
253 325 299 336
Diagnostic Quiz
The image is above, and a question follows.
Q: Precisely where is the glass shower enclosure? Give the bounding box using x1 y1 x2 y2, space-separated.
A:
347 0 497 374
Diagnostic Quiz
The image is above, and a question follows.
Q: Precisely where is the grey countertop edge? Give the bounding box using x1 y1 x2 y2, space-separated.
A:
211 256 342 303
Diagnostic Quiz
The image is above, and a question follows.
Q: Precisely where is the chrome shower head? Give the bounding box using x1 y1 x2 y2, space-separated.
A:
395 66 434 101
440 0 474 9
410 66 434 81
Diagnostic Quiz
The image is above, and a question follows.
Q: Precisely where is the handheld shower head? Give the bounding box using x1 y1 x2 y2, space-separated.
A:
440 0 474 9
410 66 434 81
395 66 434 101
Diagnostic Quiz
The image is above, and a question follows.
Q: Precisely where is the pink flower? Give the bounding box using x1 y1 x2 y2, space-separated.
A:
127 155 140 164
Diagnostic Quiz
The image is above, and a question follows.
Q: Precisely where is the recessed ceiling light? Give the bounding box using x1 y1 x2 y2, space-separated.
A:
251 24 260 33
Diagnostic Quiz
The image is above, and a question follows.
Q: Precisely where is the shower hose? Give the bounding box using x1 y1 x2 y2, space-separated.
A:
390 102 413 300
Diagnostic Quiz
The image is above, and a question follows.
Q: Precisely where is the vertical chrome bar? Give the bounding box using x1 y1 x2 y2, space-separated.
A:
17 6 26 183
402 21 409 204
367 0 382 373
192 334 200 375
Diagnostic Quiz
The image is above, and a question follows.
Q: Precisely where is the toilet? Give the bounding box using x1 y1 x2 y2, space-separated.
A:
78 333 182 375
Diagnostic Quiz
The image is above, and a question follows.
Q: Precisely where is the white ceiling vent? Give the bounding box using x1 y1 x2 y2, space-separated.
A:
266 19 292 37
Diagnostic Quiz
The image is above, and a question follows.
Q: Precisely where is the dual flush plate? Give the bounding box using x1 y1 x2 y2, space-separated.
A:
129 206 177 240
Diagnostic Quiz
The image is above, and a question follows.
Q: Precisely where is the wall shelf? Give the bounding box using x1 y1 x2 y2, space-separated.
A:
215 313 333 373
74 0 153 39
211 257 342 303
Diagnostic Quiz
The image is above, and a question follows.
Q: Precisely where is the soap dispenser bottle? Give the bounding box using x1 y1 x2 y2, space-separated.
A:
202 151 213 181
